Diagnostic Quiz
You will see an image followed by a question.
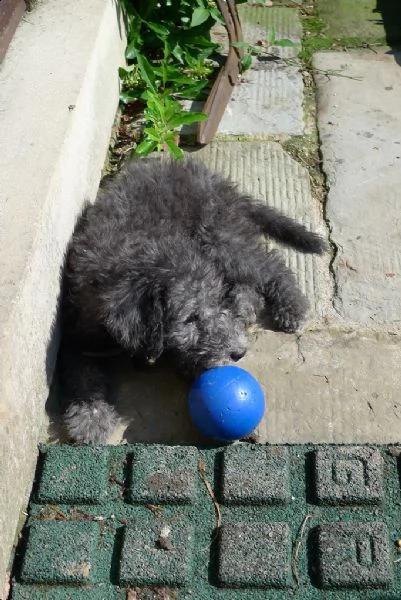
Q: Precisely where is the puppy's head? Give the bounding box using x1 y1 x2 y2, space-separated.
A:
164 266 262 374
103 244 263 373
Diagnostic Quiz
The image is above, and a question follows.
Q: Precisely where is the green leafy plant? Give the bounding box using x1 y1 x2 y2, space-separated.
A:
119 0 225 158
118 2 298 159
136 91 207 159
134 52 208 159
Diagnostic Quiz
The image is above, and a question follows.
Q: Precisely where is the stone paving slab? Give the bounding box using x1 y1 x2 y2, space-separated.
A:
238 5 302 60
250 329 401 445
217 63 304 136
12 443 401 599
212 5 302 59
106 328 401 446
182 5 305 137
217 6 304 136
195 141 332 320
314 49 401 325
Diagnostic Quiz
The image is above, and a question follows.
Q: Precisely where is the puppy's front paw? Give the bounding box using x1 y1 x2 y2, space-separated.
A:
272 300 308 333
273 312 300 333
63 397 118 444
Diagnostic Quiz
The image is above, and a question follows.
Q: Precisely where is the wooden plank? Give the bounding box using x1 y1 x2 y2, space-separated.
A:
0 0 26 62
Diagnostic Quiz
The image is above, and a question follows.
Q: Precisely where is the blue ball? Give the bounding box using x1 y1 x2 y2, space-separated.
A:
188 366 265 441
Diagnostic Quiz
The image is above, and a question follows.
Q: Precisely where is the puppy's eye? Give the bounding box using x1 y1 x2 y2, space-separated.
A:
184 314 199 324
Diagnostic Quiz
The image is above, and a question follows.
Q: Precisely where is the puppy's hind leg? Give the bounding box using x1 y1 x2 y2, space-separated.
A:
261 251 309 333
58 344 118 444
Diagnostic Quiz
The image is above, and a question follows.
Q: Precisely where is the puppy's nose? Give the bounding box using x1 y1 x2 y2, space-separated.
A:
230 350 246 362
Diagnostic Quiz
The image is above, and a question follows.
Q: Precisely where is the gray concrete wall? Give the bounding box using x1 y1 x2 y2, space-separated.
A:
0 0 126 594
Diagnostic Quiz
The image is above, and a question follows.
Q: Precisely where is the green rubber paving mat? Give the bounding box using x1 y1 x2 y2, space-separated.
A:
12 444 401 599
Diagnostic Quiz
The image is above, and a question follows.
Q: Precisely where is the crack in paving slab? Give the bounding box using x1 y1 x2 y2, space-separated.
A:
317 133 342 318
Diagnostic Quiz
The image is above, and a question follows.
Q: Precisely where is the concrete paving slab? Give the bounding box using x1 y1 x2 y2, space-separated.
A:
314 50 401 326
217 62 304 136
248 328 401 444
195 141 332 320
212 5 301 59
107 328 401 446
105 355 205 446
238 5 302 60
205 5 305 136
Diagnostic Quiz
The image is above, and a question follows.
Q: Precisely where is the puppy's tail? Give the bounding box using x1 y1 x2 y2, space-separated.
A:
250 202 327 254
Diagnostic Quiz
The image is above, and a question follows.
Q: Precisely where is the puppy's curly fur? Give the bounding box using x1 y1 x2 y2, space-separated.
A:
59 158 325 443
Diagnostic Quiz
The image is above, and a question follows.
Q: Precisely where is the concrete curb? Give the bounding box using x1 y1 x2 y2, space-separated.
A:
0 0 126 593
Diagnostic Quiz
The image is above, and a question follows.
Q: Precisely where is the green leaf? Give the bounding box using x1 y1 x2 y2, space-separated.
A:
163 102 184 123
135 139 158 156
175 81 209 100
168 111 208 128
126 41 140 60
232 41 260 52
231 42 255 50
137 0 159 21
143 127 161 141
119 64 138 76
267 28 276 46
190 7 210 28
172 43 185 64
123 7 143 44
178 32 217 49
120 90 140 104
240 53 253 72
144 92 165 119
195 48 216 63
209 7 224 24
158 64 184 81
274 39 298 47
145 20 170 37
179 88 208 101
136 54 157 92
165 138 184 159
169 75 197 85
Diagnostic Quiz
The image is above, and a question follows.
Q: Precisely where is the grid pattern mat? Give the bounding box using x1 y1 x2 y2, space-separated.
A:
12 443 401 599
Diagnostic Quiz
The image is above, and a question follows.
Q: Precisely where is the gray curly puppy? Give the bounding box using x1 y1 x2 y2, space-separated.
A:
59 158 325 443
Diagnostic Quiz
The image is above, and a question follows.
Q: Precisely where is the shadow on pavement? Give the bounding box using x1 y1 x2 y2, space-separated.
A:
373 0 401 65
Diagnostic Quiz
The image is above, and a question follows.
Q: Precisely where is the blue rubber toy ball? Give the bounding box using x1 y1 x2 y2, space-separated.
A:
188 366 265 442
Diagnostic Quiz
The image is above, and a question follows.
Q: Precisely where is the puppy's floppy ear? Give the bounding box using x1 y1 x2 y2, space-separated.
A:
103 283 165 360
